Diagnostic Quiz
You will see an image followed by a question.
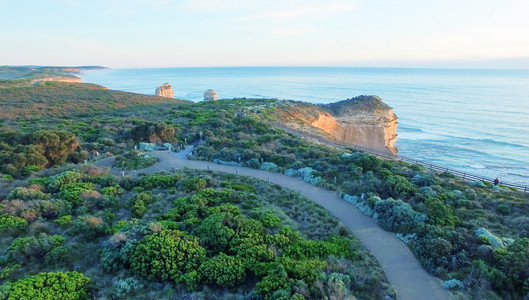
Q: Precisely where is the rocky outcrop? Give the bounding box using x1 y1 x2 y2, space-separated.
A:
204 89 218 101
155 83 174 98
31 76 82 84
312 96 398 154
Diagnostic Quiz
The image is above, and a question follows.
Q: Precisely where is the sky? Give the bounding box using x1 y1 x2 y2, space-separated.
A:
1 0 529 68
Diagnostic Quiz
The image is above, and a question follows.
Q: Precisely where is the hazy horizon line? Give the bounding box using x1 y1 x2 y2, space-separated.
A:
5 64 529 71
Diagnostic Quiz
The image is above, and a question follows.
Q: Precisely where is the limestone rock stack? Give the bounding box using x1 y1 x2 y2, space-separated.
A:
155 83 174 98
203 89 218 101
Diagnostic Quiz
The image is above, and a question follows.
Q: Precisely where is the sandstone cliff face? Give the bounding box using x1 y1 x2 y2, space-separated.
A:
155 83 174 98
31 76 82 84
204 89 218 101
312 96 398 154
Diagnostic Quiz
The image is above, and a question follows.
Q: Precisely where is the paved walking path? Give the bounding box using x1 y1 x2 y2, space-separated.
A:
94 147 453 300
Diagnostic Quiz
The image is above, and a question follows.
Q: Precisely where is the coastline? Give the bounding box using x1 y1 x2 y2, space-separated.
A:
79 67 529 185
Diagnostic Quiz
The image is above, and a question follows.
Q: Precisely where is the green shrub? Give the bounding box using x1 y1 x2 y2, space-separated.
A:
139 173 182 189
100 185 124 196
129 192 153 218
183 176 208 192
256 265 289 299
350 152 380 172
130 230 206 285
0 215 28 231
73 215 107 239
260 213 282 229
410 235 453 273
384 174 415 198
492 238 529 296
58 182 95 206
194 213 237 253
46 171 82 192
22 165 40 176
129 122 176 143
283 236 356 260
55 215 73 226
199 253 246 288
7 187 49 201
0 271 90 300
425 197 457 226
373 198 427 234
0 264 20 280
8 233 65 264
279 257 325 282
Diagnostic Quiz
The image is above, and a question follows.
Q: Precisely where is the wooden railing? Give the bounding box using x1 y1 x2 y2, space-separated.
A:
273 123 529 193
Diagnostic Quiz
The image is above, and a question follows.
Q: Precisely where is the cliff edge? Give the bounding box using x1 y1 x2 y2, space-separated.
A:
318 96 397 154
275 96 398 154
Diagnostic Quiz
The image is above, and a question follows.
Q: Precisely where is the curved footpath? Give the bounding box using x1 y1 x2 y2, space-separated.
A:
94 147 453 300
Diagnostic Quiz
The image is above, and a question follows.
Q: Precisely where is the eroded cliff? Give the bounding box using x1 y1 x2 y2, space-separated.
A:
275 96 398 154
31 76 82 84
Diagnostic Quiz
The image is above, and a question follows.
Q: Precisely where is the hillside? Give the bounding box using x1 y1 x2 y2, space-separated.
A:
0 81 191 120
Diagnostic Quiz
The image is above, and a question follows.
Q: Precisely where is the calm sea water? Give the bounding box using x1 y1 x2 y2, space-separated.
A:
80 67 529 185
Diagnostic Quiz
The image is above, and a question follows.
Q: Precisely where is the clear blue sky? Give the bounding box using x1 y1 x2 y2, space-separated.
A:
1 0 529 68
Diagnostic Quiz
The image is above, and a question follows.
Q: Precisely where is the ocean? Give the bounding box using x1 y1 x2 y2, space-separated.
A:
79 67 529 185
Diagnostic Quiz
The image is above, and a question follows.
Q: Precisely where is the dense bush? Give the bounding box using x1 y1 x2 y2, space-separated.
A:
491 238 529 296
129 122 176 143
183 176 208 192
73 215 107 239
58 182 95 206
139 173 182 189
130 230 206 285
373 198 428 234
7 187 49 201
8 233 65 264
410 234 453 273
0 271 90 300
199 253 246 288
0 215 28 231
46 171 83 192
129 192 153 217
425 197 457 226
0 130 79 177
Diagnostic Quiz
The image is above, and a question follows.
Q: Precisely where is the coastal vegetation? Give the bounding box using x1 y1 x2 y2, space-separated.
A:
0 167 394 298
0 71 528 299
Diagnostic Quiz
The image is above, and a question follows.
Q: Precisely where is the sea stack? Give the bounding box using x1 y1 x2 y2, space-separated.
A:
155 83 174 98
312 96 398 154
203 89 218 101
